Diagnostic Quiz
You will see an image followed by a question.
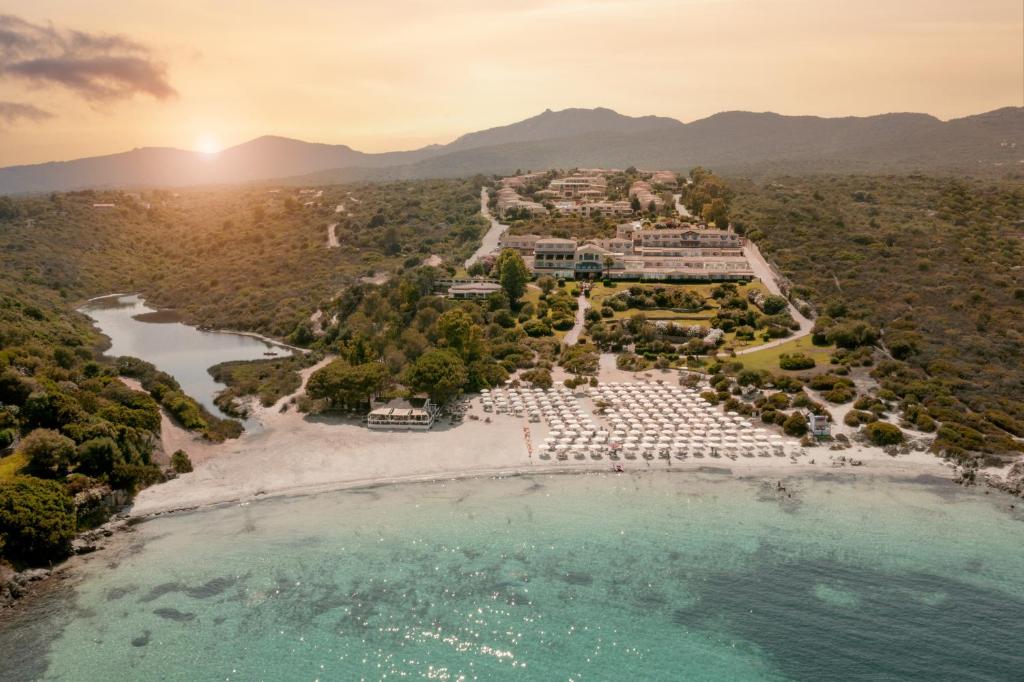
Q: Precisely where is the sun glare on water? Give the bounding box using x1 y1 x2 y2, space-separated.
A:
196 134 221 156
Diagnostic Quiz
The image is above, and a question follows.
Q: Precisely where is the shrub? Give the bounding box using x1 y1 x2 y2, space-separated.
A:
551 316 575 331
700 391 719 405
844 410 874 427
783 412 809 437
171 449 194 473
521 368 553 389
0 476 77 565
18 429 76 478
864 422 904 446
779 353 815 370
824 386 856 404
522 319 553 337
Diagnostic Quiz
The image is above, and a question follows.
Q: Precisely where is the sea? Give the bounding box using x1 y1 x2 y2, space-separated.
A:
1 471 1022 681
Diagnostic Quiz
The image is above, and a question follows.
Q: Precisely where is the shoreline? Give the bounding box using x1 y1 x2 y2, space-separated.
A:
80 292 306 355
130 454 963 520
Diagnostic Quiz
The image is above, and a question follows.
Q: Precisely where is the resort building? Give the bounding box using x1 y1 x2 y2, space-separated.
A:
629 180 665 211
367 397 438 430
499 233 542 255
495 187 547 216
549 175 607 199
521 222 752 281
553 200 633 217
649 170 679 186
447 281 503 300
532 238 579 275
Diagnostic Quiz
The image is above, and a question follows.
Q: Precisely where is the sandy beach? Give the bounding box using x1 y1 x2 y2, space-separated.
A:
130 357 955 517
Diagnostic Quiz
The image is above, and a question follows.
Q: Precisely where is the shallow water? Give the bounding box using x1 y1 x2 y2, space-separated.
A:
3 472 1023 681
79 294 291 422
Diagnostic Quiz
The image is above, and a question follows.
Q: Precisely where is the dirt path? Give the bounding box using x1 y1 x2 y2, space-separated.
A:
564 293 591 346
465 187 509 269
326 223 339 248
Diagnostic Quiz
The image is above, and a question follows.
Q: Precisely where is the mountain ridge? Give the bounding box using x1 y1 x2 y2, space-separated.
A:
1 106 1021 193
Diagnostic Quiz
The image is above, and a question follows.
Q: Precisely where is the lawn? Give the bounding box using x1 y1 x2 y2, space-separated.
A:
587 280 768 322
735 335 836 373
0 451 28 482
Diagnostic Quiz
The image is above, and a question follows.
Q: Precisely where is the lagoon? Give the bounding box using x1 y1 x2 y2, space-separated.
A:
3 472 1022 681
79 294 291 422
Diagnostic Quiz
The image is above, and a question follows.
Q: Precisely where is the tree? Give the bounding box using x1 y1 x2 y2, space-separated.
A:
307 360 391 409
19 429 76 478
403 349 467 404
494 249 530 305
0 477 77 564
171 450 193 473
537 275 556 295
435 308 482 359
521 368 553 389
77 437 124 477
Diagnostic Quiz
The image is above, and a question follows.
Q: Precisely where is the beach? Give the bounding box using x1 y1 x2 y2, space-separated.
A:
130 357 955 517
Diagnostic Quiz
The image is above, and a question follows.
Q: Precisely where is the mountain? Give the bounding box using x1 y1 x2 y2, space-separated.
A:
1 107 1021 194
0 136 439 194
443 107 683 152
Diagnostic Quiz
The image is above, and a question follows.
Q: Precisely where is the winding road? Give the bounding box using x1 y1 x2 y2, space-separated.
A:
675 191 814 355
735 240 815 355
465 187 509 269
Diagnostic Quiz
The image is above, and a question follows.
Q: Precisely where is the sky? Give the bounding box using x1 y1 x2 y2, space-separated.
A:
0 0 1021 166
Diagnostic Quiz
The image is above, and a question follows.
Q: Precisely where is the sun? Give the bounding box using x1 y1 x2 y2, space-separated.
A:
196 134 221 156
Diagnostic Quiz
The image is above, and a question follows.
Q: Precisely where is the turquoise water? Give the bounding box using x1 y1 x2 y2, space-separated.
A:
80 294 291 422
2 472 1023 681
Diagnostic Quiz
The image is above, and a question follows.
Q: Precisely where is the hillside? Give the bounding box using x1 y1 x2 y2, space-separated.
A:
1 107 1021 194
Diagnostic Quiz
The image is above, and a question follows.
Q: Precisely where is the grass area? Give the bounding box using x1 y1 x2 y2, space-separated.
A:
735 335 836 373
0 451 28 482
588 280 768 321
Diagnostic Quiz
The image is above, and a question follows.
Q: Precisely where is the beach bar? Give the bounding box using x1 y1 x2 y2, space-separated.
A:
367 397 438 430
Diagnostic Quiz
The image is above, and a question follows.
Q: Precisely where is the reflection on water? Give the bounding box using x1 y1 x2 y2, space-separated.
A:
79 294 291 421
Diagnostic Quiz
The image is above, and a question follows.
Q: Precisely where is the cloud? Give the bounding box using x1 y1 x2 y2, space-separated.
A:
0 14 175 101
0 100 52 124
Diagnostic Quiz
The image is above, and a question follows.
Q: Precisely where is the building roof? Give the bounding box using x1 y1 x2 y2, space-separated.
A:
449 282 503 293
535 237 578 246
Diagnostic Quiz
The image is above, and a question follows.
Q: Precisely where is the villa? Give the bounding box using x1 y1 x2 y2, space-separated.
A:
367 397 438 430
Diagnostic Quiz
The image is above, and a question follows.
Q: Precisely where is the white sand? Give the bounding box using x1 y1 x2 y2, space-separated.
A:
130 360 955 517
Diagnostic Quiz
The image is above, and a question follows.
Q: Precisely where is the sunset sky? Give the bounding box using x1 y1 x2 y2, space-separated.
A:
0 0 1021 166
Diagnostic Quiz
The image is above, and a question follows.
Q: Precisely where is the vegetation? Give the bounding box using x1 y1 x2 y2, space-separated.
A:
210 355 316 409
170 450 193 474
731 175 1024 463
864 422 904 446
0 477 77 565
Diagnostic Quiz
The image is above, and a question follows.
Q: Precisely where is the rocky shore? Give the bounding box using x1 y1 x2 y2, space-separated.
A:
0 513 135 609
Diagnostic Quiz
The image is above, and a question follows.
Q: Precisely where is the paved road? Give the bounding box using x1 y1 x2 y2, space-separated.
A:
564 293 592 346
736 240 815 355
672 193 692 218
465 187 509 269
